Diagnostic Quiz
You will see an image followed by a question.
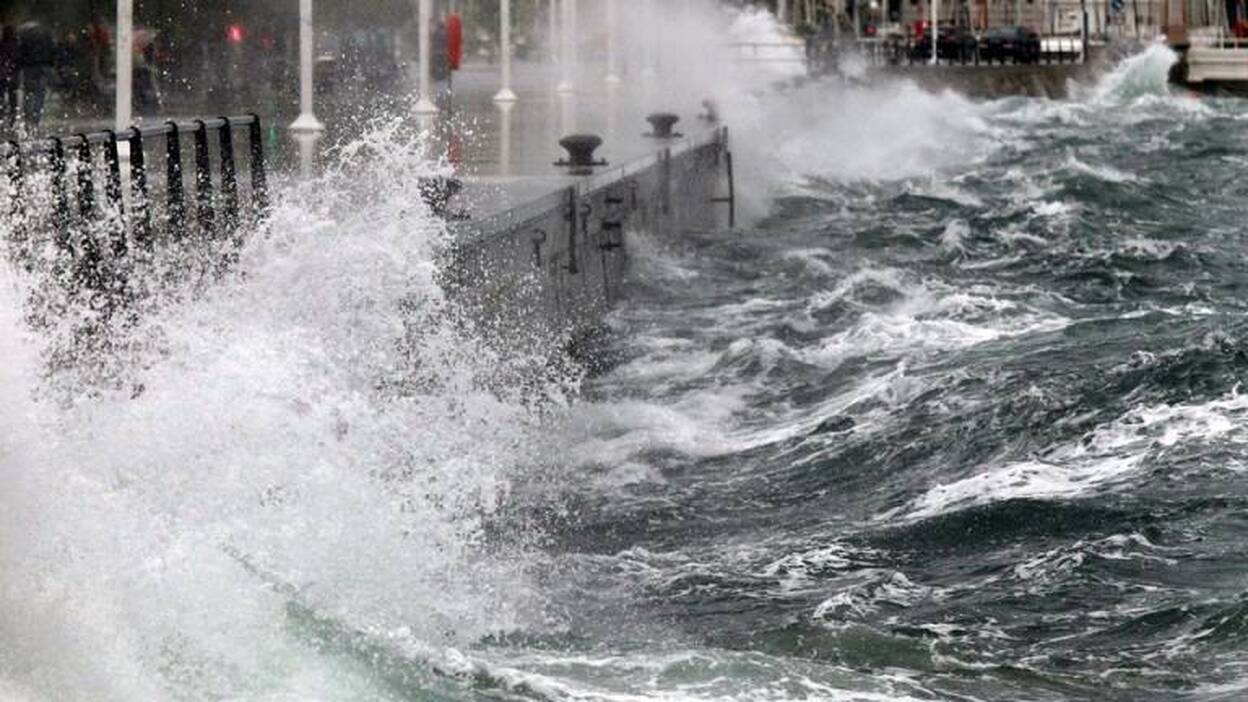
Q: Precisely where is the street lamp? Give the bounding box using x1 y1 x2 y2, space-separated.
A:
414 0 439 114
606 0 621 83
495 0 518 101
290 0 325 132
557 0 576 93
116 0 133 131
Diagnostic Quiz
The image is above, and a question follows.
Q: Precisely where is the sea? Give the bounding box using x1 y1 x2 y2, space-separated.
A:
3 29 1248 702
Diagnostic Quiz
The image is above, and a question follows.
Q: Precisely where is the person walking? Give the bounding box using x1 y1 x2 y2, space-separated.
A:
0 26 17 128
17 22 55 126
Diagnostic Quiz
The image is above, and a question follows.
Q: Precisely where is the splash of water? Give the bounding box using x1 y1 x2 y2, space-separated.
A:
0 115 564 700
1087 41 1179 103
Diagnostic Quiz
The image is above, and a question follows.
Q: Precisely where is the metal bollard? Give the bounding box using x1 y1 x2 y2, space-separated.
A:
645 113 682 139
555 134 607 176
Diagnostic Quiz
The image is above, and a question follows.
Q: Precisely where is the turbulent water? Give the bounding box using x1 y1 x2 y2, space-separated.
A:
6 42 1248 701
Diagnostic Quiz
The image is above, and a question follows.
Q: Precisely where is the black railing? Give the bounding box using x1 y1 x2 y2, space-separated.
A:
2 114 268 309
878 35 1085 67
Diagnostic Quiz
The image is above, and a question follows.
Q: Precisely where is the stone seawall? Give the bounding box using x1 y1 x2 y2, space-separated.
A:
877 63 1094 98
443 127 731 362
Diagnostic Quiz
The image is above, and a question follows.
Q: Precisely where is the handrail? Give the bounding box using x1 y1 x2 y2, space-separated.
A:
0 114 261 156
2 113 270 307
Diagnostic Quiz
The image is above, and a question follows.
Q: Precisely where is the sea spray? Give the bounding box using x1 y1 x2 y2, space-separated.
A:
0 114 566 700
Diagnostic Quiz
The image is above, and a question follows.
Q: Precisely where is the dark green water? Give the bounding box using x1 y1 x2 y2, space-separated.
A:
479 46 1248 700
5 44 1248 702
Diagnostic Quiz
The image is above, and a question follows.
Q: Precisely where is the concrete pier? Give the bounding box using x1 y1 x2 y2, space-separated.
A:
422 61 733 362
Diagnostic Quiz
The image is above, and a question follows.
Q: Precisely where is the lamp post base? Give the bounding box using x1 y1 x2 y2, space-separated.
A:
289 112 325 133
413 97 439 115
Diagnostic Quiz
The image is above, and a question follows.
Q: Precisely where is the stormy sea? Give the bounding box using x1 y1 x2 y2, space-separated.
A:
3 38 1247 701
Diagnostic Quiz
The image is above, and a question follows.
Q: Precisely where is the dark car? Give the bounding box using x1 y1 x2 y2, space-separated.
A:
910 24 978 63
980 26 1041 64
938 25 978 62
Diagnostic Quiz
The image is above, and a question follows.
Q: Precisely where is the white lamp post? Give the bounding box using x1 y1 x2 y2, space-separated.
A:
497 100 514 175
290 0 325 132
549 0 560 63
115 0 133 131
606 0 621 83
495 0 518 101
642 0 656 78
556 0 575 92
414 0 439 114
930 0 940 66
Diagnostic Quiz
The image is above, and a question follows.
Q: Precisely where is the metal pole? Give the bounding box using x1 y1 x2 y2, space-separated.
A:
642 0 656 78
569 0 579 82
291 0 325 132
115 0 133 131
549 0 559 63
497 100 514 175
495 0 518 101
557 0 575 92
414 0 439 114
931 0 939 64
1081 0 1089 61
606 0 622 83
779 0 790 24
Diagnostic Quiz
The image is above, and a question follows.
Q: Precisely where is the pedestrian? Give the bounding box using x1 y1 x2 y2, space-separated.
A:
432 19 451 84
17 22 55 126
135 40 162 113
0 26 17 127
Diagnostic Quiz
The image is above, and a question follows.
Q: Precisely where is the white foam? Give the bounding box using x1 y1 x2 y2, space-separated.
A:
0 116 551 699
900 387 1248 520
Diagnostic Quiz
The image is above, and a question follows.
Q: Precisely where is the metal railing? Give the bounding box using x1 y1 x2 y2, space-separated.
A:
852 34 1085 67
2 114 268 312
726 41 811 72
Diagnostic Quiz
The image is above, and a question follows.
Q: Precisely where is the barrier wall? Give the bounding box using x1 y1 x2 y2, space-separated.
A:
443 126 733 362
2 116 268 311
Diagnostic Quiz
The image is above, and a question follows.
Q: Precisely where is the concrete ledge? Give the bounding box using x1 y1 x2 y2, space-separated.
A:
875 63 1095 98
443 128 731 364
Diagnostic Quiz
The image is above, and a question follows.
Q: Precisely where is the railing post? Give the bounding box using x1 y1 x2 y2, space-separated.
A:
166 121 187 237
248 114 269 217
50 138 71 251
565 187 579 275
661 147 672 216
103 131 124 216
193 119 215 237
5 142 22 234
72 136 104 293
75 135 95 220
103 130 126 268
218 117 240 235
129 128 153 249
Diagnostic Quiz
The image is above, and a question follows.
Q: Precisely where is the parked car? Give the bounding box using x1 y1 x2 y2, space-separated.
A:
980 26 1041 64
910 23 978 63
939 25 979 62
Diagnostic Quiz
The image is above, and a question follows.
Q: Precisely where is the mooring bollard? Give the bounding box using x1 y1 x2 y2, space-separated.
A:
418 176 467 220
555 134 607 176
645 113 682 139
700 99 720 124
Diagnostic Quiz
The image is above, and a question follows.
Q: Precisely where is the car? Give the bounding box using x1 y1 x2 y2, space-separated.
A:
938 25 979 62
910 23 978 63
980 26 1041 64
